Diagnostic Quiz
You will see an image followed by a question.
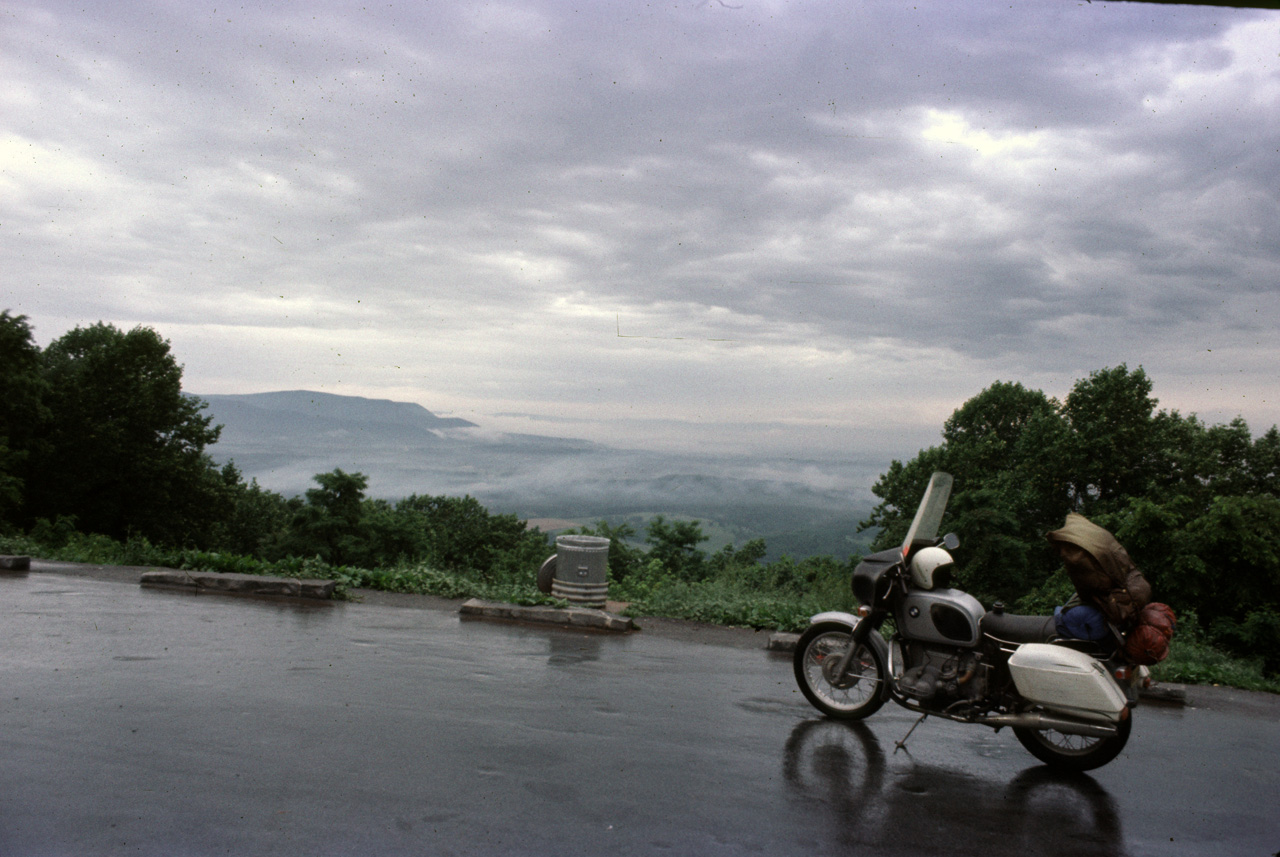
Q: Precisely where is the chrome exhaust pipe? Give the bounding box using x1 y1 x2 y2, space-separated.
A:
981 712 1120 738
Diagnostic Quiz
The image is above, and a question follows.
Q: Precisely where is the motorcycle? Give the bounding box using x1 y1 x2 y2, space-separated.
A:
793 471 1148 771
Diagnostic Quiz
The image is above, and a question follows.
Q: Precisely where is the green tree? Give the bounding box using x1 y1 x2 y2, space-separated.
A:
1060 365 1161 513
1246 426 1280 496
0 441 19 528
392 493 546 577
209 462 292 556
273 469 370 565
941 380 1058 478
706 537 768 584
944 487 1039 601
27 322 224 544
359 498 434 568
864 382 1079 602
0 311 50 526
1112 493 1280 628
645 515 709 581
940 380 1075 563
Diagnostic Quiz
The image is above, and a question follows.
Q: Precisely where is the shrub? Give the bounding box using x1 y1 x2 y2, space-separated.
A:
1212 609 1280 676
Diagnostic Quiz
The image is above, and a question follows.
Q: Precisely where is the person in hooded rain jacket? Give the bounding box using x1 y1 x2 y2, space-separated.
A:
1046 513 1152 629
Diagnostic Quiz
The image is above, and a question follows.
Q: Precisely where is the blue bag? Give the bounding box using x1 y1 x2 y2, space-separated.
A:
1053 604 1110 641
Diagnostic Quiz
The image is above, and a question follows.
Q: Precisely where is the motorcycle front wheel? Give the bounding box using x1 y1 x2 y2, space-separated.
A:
793 622 886 720
1013 714 1132 772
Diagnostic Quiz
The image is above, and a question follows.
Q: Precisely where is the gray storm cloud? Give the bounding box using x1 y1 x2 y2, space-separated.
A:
2 0 1277 464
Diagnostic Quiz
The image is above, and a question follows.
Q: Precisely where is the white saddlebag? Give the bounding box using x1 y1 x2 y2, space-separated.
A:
1008 644 1128 723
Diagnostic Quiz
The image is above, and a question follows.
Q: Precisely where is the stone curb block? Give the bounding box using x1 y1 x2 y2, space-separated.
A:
1139 683 1189 704
1 555 32 571
767 632 800 652
140 569 336 600
765 631 1187 705
459 598 637 633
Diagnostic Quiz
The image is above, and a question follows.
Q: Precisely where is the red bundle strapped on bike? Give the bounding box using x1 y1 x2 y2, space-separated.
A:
1124 602 1177 665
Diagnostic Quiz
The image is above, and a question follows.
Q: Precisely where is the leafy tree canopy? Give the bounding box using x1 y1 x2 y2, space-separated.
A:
0 311 49 523
24 322 224 544
645 515 709 581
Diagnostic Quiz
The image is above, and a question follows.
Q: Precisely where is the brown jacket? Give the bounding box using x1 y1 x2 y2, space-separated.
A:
1046 513 1152 627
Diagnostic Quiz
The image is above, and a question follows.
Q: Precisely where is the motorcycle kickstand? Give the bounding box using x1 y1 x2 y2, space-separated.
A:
894 713 929 754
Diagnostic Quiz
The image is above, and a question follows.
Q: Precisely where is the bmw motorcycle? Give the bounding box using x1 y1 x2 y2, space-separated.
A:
793 471 1147 771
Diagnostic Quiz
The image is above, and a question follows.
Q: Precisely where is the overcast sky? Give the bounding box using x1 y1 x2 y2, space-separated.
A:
4 0 1278 465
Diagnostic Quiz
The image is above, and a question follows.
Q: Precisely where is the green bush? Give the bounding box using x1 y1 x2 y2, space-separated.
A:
1012 569 1076 615
620 570 851 633
29 516 79 548
0 532 40 556
1212 609 1280 676
1141 610 1277 691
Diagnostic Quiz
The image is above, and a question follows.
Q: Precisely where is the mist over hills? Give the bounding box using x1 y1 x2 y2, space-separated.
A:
195 391 885 559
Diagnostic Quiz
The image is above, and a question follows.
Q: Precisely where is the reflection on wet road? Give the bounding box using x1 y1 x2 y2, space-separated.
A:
783 719 1124 856
1 572 1276 856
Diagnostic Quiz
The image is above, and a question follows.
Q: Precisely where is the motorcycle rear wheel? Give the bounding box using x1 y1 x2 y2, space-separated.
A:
1013 714 1132 772
793 622 886 720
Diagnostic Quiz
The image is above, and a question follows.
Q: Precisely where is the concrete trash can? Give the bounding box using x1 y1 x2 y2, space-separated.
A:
541 535 610 608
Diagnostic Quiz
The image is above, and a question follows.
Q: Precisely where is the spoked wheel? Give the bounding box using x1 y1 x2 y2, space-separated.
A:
793 622 886 720
1013 713 1132 772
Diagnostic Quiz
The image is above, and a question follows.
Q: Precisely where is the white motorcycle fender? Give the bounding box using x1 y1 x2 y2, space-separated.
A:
808 610 862 629
1008 643 1129 723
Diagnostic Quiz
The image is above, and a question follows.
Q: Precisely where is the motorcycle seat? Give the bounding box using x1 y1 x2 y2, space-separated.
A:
980 612 1056 644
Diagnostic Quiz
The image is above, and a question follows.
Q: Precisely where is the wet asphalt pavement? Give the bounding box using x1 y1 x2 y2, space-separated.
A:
2 568 1278 856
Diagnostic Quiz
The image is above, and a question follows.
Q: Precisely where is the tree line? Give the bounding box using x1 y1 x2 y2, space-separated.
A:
863 365 1280 672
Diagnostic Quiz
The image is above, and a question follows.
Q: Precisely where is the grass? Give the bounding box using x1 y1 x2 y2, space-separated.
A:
4 531 1275 693
0 533 568 607
621 579 827 632
1151 615 1280 693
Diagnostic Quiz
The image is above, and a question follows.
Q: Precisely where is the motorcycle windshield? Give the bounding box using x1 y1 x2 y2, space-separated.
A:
901 471 953 556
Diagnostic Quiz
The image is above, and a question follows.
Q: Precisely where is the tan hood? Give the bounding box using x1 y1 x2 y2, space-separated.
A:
1046 512 1151 625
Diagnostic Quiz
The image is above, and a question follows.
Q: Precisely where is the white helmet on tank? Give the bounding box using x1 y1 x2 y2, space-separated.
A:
909 546 954 590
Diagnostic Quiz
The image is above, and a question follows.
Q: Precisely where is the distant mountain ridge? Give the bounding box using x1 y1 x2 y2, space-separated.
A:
193 389 616 501
191 389 883 560
199 390 476 436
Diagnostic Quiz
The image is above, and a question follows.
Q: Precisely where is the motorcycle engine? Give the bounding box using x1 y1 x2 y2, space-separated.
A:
895 643 985 705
